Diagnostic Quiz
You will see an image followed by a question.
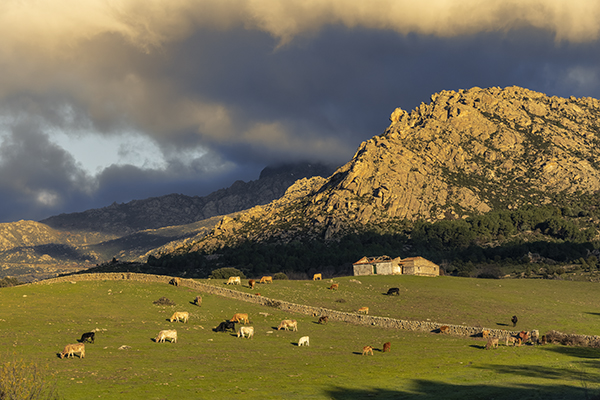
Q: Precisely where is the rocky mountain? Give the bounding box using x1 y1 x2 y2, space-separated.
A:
40 162 337 235
176 86 600 253
0 162 336 281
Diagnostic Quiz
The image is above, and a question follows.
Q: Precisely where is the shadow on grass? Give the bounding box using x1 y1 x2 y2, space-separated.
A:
585 312 600 317
496 322 510 326
324 379 600 400
541 345 600 360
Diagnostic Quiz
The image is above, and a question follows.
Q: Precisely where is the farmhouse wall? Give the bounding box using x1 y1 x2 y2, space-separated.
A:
32 273 600 344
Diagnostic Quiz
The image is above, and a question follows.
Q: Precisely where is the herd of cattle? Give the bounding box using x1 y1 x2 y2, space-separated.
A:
56 274 541 359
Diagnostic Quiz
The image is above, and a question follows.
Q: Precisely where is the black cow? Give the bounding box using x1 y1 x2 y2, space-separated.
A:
511 315 518 327
214 320 237 332
79 331 95 344
387 287 400 296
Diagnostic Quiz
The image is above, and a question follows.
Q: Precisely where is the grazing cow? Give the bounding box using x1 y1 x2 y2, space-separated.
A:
260 276 273 284
248 279 255 289
383 342 391 352
439 326 449 334
193 295 202 306
231 313 250 324
505 336 518 346
237 326 254 339
255 293 261 296
530 329 540 344
277 319 298 331
482 330 490 339
155 329 177 343
298 336 310 346
485 338 499 350
540 335 547 345
362 345 374 355
79 331 95 344
357 307 369 315
387 287 400 296
215 320 237 332
318 316 328 324
59 343 85 359
170 311 189 323
226 276 241 285
313 273 322 281
518 331 529 344
511 315 518 327
169 277 180 287
329 284 338 290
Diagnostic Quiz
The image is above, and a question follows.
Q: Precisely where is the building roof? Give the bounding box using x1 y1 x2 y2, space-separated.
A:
353 255 393 265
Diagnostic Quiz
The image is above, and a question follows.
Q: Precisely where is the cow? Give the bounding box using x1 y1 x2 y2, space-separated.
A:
439 326 449 334
511 315 518 327
170 311 189 323
298 336 310 346
482 330 490 339
79 331 95 344
357 307 369 315
169 277 180 287
155 329 177 343
530 329 540 344
386 287 400 296
248 279 255 289
260 276 273 284
214 320 237 332
226 276 241 285
238 326 254 339
329 284 338 290
277 319 298 331
540 335 547 345
485 338 499 350
362 345 374 355
505 336 518 346
313 273 322 281
231 313 250 324
518 331 529 344
318 316 328 324
383 342 391 352
193 295 202 306
59 343 85 359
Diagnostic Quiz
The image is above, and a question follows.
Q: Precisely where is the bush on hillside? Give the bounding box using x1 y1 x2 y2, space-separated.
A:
153 297 175 306
208 267 246 280
273 272 288 280
0 358 59 400
0 277 21 288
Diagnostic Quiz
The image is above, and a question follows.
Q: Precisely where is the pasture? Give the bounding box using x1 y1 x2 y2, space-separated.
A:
0 276 599 399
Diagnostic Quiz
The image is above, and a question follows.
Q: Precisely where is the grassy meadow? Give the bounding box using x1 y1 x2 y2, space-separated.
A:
1 275 600 399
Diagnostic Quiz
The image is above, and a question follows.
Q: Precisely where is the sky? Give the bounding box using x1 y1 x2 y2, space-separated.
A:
1 0 600 223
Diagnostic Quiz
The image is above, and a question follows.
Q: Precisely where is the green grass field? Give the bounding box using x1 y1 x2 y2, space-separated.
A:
1 275 600 399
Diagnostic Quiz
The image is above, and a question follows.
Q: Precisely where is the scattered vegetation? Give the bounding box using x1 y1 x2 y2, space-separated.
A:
152 296 175 306
208 267 246 280
0 276 21 288
0 358 59 400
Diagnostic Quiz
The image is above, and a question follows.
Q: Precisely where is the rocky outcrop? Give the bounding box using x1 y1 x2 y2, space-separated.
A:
182 86 600 250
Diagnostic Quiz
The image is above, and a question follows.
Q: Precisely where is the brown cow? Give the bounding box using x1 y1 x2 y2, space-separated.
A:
193 295 202 306
357 307 369 315
318 316 328 324
518 331 529 344
383 342 391 352
485 338 499 349
169 277 180 287
59 343 85 359
277 319 298 331
482 329 490 339
248 279 255 289
362 345 374 355
231 313 250 324
540 335 547 345
505 336 518 346
439 326 449 334
313 273 322 281
329 284 339 290
260 276 273 284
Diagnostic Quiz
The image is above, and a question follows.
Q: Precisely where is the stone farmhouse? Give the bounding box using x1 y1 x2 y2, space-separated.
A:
352 256 439 277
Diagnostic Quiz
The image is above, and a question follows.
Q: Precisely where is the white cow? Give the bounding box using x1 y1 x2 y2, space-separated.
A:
237 326 254 339
226 276 241 285
155 329 178 343
298 336 310 346
170 311 189 323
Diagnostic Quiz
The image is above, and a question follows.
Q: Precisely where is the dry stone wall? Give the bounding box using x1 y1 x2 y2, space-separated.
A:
34 273 600 343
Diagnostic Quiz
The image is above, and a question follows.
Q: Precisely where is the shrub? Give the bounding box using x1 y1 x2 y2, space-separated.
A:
0 277 21 288
153 297 175 306
0 358 59 400
208 267 246 280
273 272 288 280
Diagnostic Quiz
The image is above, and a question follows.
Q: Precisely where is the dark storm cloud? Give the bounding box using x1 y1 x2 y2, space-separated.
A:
1 0 600 222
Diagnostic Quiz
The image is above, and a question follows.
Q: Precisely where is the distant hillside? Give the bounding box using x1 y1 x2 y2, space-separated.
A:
166 86 600 254
40 162 337 235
